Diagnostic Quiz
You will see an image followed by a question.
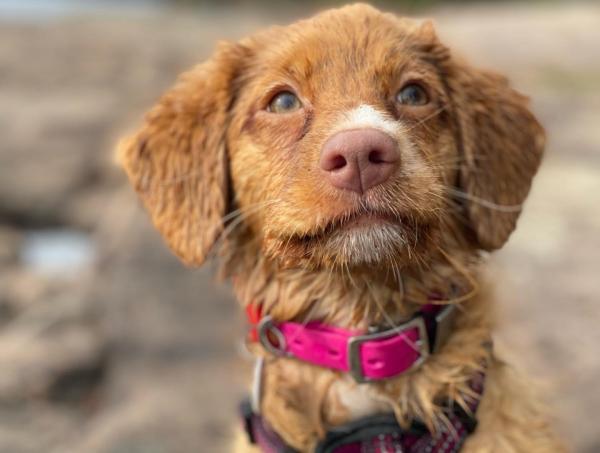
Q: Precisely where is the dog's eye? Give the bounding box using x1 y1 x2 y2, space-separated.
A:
396 83 429 106
267 91 302 113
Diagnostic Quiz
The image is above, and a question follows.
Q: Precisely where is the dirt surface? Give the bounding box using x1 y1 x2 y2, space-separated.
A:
0 2 598 452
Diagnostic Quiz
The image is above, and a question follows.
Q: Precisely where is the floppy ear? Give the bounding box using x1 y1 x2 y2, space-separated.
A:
448 63 546 251
118 42 247 265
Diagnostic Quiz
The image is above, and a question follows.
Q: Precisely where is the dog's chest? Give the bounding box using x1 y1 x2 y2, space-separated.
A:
262 358 392 430
328 378 392 421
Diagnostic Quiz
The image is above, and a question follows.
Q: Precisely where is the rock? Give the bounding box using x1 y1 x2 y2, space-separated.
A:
0 277 106 404
0 226 22 265
0 268 50 326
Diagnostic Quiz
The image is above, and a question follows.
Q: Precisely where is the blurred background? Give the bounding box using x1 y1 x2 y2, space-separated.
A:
0 0 598 452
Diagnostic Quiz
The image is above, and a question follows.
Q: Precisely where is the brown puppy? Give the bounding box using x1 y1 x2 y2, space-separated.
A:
118 4 565 452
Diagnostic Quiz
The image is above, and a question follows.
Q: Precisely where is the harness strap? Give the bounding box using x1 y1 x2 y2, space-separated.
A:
241 370 484 453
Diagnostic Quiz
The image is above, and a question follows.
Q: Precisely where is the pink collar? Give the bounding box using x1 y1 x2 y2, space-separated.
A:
246 302 457 383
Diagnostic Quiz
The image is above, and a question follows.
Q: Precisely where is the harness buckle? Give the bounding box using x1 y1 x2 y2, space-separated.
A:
347 315 430 383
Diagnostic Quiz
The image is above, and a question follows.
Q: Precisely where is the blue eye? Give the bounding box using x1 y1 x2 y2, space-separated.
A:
268 91 302 113
396 83 429 106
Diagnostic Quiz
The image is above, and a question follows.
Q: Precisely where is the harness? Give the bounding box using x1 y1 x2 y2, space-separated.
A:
241 302 485 453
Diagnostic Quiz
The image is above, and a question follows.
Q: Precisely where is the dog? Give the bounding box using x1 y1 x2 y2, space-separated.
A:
118 4 566 452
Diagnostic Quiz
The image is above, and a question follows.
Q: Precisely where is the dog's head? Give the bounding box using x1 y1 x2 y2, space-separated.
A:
118 4 544 272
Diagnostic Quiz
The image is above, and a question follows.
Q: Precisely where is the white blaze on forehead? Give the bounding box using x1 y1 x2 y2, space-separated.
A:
334 104 401 137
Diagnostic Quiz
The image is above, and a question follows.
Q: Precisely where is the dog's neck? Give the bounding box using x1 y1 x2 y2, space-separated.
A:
227 241 480 327
224 243 493 451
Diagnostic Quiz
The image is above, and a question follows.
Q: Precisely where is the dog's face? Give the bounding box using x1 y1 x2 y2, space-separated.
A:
119 4 544 272
227 12 454 269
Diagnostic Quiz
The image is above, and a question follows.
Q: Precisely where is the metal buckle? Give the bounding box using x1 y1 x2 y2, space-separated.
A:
257 315 288 356
433 304 458 353
347 316 430 383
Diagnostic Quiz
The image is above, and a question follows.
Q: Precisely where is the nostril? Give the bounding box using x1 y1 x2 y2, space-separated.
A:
368 149 386 164
328 154 347 171
321 129 399 192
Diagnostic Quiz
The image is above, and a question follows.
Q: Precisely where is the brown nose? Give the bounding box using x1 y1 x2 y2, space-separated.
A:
320 128 399 193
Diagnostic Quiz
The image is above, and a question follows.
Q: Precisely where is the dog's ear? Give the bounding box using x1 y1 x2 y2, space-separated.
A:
118 42 248 265
447 62 545 251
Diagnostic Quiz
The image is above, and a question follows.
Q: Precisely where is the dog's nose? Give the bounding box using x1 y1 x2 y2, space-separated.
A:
320 128 399 193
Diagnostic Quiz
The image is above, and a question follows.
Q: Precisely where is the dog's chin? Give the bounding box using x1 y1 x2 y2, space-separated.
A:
318 223 408 267
264 215 435 271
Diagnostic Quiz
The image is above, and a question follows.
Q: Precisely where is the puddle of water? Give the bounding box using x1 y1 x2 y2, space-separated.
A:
20 229 96 276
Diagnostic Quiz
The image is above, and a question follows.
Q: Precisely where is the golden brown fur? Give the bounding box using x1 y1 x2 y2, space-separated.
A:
118 4 565 452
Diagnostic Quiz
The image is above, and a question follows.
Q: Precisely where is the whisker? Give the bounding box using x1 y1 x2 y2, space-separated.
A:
401 105 448 134
446 188 523 213
208 199 280 259
436 246 480 305
285 299 324 346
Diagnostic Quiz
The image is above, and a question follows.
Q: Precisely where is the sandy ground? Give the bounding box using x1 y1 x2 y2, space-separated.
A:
0 2 599 452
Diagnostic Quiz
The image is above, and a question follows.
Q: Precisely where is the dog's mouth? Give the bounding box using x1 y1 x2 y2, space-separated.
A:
263 206 436 269
290 209 401 243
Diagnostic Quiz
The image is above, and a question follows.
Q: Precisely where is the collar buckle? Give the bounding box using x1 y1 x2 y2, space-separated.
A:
432 304 458 353
347 315 430 383
257 315 289 356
